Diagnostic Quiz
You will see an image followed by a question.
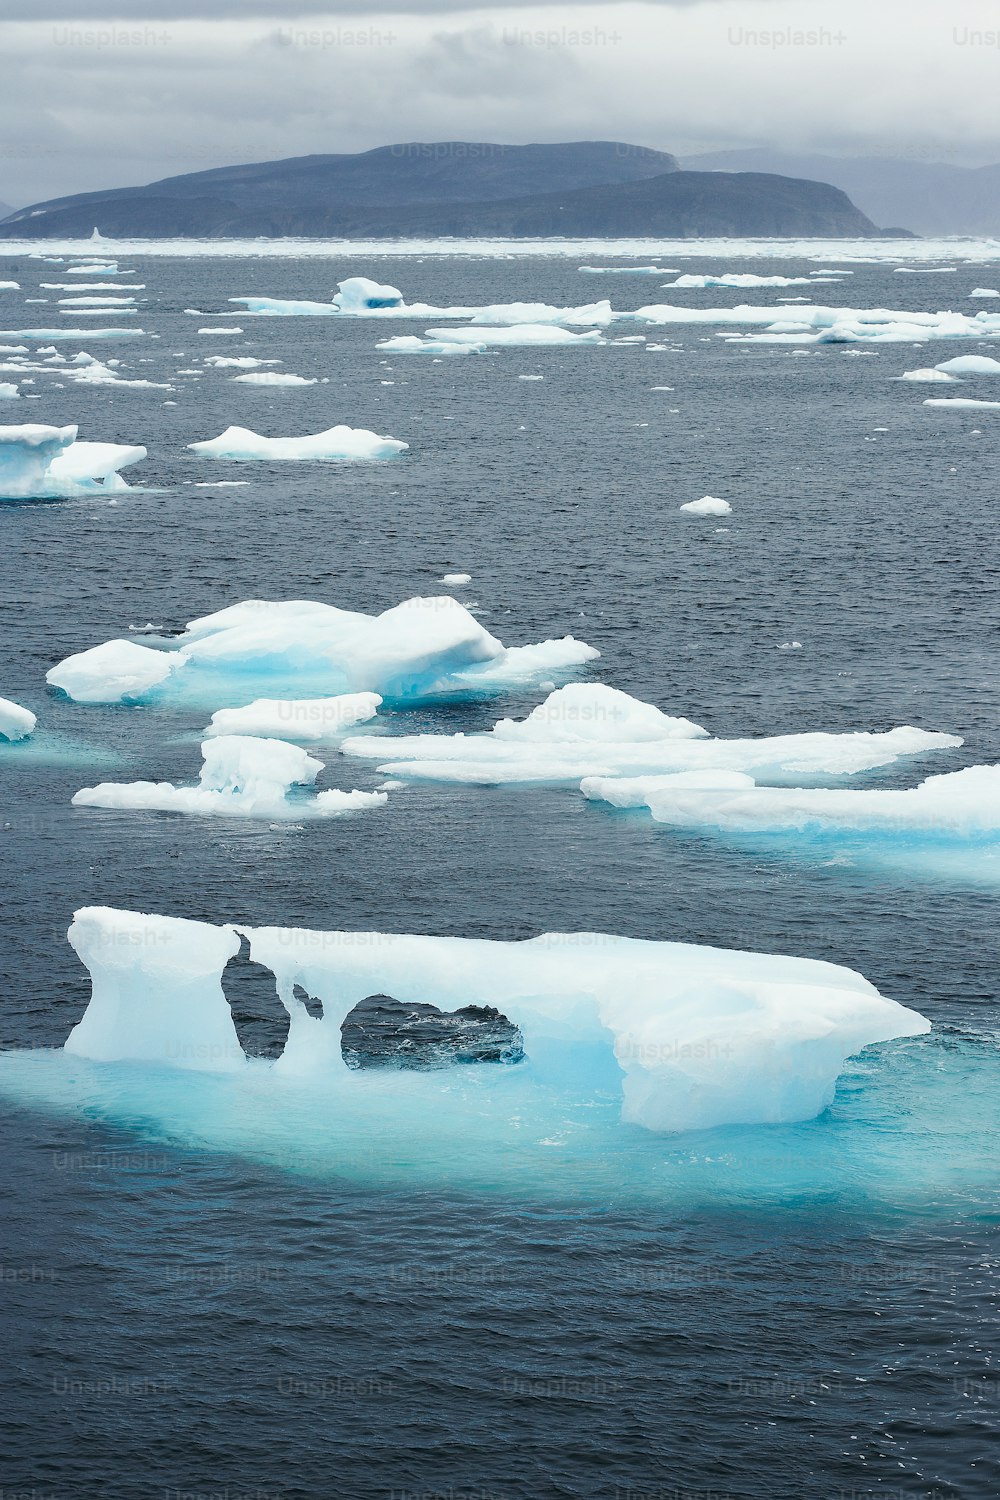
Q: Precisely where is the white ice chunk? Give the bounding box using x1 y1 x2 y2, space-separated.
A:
441 572 472 586
58 905 930 1133
48 638 177 703
343 686 961 786
425 325 605 348
375 336 485 356
205 691 382 743
230 372 317 386
895 368 958 382
680 495 732 516
923 398 1000 411
65 907 243 1070
581 764 1000 837
188 424 407 461
0 382 19 399
0 423 145 499
72 735 388 821
48 595 596 706
0 694 36 741
934 355 1000 375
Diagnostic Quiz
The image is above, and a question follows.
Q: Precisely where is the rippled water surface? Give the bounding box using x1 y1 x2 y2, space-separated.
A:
1 249 998 1500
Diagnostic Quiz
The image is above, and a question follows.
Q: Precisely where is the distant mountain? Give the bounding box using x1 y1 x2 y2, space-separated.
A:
0 142 881 240
0 201 14 220
682 149 1000 236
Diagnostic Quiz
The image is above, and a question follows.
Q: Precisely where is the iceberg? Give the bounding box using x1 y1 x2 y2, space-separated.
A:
680 495 732 516
0 424 146 500
0 382 19 399
0 694 36 741
341 684 958 787
47 596 598 707
205 691 381 743
441 572 471 586
466 301 614 327
188 424 407 461
52 905 929 1134
72 735 388 822
934 355 1000 375
581 764 1000 838
0 327 144 341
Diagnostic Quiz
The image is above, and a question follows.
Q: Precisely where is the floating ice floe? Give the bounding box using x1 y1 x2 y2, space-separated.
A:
895 368 958 383
0 424 146 500
625 302 1000 345
47 596 598 707
65 263 118 275
0 382 19 399
48 904 930 1135
466 300 614 326
205 691 381 743
73 736 387 821
231 372 317 386
340 683 958 787
0 695 36 741
0 327 144 341
970 288 1000 298
58 296 136 308
188 424 407 461
375 336 485 356
581 764 998 838
424 325 605 348
662 274 822 289
680 495 732 516
203 355 280 369
923 398 1000 411
579 265 679 274
934 355 1000 375
441 572 472 586
197 327 243 335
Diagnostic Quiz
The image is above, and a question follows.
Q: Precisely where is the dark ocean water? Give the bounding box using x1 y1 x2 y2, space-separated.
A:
0 250 998 1500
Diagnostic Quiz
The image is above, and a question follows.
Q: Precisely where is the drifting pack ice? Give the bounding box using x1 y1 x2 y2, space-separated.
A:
188 424 407 461
0 424 146 499
340 684 962 786
57 905 929 1134
73 735 387 821
47 597 598 706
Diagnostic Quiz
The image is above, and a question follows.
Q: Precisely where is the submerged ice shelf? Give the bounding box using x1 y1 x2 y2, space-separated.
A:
45 906 931 1137
47 597 599 707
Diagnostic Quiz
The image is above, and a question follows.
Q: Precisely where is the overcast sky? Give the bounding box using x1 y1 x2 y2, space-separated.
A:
2 0 999 206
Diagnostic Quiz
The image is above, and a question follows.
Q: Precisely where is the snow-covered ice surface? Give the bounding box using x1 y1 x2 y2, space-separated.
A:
73 736 388 821
188 424 407 460
47 596 599 707
341 684 960 787
13 905 928 1138
0 423 146 499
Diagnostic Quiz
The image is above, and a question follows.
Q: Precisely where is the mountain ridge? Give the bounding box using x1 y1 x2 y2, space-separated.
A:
0 141 884 239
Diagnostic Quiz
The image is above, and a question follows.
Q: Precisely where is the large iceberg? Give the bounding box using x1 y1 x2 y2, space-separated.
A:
57 904 929 1133
0 424 146 500
341 684 961 787
0 694 36 741
188 424 407 461
47 596 598 707
581 763 1000 837
72 735 388 821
